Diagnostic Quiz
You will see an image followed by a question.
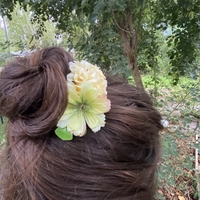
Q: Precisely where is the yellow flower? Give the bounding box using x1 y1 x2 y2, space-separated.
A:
56 60 111 140
57 82 111 137
67 61 107 95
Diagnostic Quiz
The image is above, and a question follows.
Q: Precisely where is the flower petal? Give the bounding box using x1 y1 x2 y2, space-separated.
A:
84 112 106 132
57 60 111 138
80 83 99 103
89 97 111 114
67 110 86 136
57 120 69 128
57 104 77 128
67 73 74 82
67 82 82 105
68 61 107 96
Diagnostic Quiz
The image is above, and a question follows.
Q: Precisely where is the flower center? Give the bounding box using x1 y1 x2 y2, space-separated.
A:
79 104 90 111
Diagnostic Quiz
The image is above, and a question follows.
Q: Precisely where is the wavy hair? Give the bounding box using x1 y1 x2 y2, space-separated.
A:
0 47 163 200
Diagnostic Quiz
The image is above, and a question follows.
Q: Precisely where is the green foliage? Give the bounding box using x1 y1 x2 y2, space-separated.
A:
50 0 130 76
1 0 200 81
155 0 200 83
6 3 59 50
137 75 199 89
0 52 10 65
0 117 6 148
72 17 129 76
0 28 6 51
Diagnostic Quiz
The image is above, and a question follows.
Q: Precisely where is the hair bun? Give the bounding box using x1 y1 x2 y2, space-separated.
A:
0 47 73 137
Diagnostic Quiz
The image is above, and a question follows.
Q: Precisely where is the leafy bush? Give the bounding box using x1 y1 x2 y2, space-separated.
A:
0 52 10 66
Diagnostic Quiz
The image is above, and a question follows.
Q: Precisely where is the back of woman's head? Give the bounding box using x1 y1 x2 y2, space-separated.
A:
0 47 163 200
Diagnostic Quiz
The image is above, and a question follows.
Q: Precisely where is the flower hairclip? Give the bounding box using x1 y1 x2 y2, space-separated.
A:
55 61 111 140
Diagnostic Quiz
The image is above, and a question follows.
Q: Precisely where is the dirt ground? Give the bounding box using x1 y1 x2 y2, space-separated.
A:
156 88 200 200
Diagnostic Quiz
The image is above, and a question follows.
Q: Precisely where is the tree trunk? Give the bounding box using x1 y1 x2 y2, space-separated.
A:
127 55 144 91
117 11 144 91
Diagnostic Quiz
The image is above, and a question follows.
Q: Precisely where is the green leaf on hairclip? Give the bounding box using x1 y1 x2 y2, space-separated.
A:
55 127 73 140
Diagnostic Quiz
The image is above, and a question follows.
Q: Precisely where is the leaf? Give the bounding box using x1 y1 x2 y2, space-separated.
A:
88 13 98 23
81 0 88 6
136 0 144 7
55 127 73 141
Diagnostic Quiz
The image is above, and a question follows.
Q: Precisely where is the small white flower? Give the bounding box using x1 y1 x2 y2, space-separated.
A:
161 119 169 127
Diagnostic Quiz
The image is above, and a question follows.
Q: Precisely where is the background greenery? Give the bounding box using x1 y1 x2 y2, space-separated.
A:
0 0 199 199
0 118 5 148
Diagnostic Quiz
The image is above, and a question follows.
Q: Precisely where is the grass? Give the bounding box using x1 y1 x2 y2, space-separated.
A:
129 74 199 89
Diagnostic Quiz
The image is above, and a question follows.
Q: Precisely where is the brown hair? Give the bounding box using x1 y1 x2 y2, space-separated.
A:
0 47 163 200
